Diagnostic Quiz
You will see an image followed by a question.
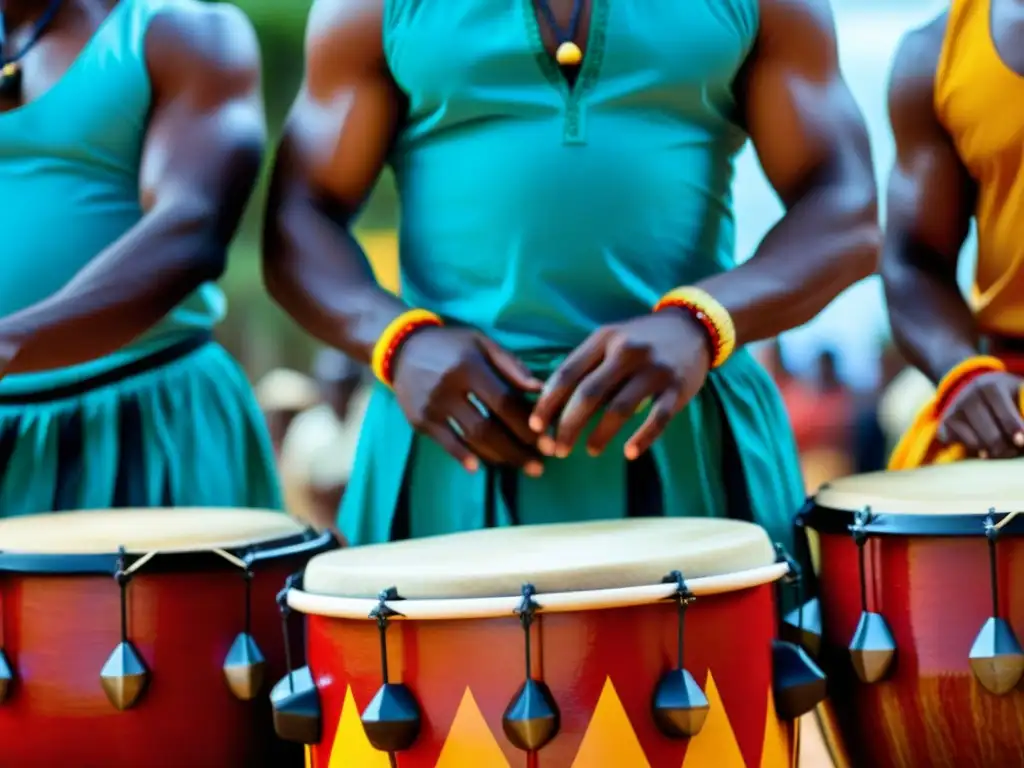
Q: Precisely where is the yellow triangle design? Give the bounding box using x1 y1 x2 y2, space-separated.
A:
571 677 652 768
435 688 511 767
759 689 790 768
680 672 746 768
327 685 392 768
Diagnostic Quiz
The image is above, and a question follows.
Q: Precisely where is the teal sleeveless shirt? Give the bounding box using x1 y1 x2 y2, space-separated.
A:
0 0 224 396
340 0 805 552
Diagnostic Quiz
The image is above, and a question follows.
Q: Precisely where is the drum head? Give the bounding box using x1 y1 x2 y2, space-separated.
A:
303 518 775 599
0 508 305 554
815 458 1024 516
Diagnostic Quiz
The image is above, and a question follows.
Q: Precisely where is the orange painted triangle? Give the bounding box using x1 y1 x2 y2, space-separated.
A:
759 689 791 768
680 672 746 768
327 685 392 768
571 677 652 768
434 688 511 767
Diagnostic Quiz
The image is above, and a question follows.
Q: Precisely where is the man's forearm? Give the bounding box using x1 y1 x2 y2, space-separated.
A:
882 252 977 383
698 178 880 346
263 193 408 365
0 205 226 373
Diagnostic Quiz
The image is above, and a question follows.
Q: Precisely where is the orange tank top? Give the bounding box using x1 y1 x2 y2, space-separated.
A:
935 0 1024 335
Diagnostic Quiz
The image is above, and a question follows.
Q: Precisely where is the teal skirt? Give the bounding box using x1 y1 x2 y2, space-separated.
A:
338 348 804 556
0 336 281 516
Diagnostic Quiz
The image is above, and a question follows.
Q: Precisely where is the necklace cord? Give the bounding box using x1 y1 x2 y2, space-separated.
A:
0 0 66 66
534 0 584 46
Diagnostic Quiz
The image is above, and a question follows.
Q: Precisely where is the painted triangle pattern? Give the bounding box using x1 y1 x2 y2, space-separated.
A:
435 688 511 767
327 685 392 768
680 672 746 768
759 690 790 768
571 677 652 768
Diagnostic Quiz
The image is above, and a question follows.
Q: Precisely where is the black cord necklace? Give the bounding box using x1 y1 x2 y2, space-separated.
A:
0 0 67 100
535 0 585 67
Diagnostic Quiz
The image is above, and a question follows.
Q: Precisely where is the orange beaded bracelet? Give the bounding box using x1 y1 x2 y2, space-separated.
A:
371 309 444 387
654 287 737 369
932 355 1006 415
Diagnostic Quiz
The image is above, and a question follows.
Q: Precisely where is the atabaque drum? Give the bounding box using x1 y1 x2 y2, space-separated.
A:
802 459 1024 768
0 507 335 767
271 518 826 767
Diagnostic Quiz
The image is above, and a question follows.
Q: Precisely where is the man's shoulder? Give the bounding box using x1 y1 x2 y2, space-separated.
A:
145 0 261 82
891 12 949 86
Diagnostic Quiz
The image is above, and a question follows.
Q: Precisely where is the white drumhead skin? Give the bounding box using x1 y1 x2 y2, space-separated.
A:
816 458 1024 515
303 518 776 599
0 508 305 554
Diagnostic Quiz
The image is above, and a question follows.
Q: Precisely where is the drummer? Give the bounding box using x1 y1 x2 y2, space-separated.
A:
263 0 879 549
883 2 1024 468
0 0 280 513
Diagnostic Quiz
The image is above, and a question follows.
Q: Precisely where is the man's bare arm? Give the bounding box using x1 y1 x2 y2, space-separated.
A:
0 1 265 372
881 17 978 382
262 0 406 365
699 0 880 343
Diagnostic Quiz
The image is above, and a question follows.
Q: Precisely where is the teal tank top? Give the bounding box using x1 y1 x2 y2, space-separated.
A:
385 0 758 354
0 0 224 395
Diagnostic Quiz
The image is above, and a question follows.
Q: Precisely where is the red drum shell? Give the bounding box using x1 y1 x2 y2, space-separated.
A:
815 530 1024 768
0 534 331 768
304 581 794 767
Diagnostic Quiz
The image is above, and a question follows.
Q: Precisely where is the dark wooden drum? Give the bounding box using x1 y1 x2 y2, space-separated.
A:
0 507 334 767
801 460 1024 768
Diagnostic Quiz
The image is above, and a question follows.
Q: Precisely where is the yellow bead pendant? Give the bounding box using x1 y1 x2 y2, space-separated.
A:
555 41 583 66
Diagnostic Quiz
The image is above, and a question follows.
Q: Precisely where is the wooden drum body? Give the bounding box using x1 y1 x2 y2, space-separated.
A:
273 519 817 767
804 459 1024 768
0 508 334 767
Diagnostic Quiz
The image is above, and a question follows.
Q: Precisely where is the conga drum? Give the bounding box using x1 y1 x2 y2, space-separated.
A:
0 507 335 766
800 460 1024 767
271 518 827 767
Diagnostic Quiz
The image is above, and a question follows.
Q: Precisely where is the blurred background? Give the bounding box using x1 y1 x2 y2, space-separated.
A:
224 0 957 499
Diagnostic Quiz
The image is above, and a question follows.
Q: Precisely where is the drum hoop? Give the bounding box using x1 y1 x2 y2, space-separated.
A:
0 529 337 575
802 501 1024 537
286 561 789 622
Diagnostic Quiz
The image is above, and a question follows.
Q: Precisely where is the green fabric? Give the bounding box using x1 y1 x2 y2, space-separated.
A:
339 0 804 551
0 343 281 516
0 0 225 397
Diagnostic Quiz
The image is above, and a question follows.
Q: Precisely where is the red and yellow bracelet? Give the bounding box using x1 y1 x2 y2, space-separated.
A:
932 355 1005 415
371 308 444 387
654 286 737 369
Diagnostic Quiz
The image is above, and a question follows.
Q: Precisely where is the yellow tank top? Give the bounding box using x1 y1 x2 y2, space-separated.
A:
936 0 1024 335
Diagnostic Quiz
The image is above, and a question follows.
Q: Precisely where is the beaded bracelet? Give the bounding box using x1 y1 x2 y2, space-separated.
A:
932 355 1006 415
654 287 737 369
371 308 444 387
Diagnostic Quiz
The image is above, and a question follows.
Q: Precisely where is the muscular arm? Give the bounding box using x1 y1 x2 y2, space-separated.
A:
881 18 977 382
262 0 407 365
700 0 880 343
0 2 265 373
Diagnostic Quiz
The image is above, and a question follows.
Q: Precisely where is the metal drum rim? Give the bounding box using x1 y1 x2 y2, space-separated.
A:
285 561 789 621
0 529 337 575
801 501 1024 537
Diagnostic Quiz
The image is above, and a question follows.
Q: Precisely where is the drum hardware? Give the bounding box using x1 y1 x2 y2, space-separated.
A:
219 549 267 701
100 546 152 711
0 581 12 703
847 508 896 683
270 571 322 745
502 583 560 751
651 570 709 738
782 510 822 658
361 587 422 754
772 545 828 719
968 510 1024 695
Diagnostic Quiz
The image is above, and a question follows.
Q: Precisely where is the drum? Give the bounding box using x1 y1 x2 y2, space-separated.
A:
271 518 825 767
0 507 335 767
801 459 1024 768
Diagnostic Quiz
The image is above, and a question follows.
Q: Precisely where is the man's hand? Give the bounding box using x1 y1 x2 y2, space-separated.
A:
938 372 1024 459
528 311 711 461
392 328 545 474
